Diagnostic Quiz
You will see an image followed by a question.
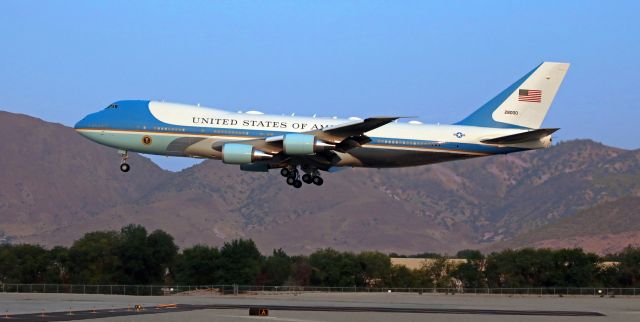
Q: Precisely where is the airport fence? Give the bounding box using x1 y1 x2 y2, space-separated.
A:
1 284 640 296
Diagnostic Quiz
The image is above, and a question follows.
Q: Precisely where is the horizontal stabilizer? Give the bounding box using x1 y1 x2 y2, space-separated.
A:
481 128 559 145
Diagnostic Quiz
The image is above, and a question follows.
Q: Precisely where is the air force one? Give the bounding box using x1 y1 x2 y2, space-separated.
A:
75 62 569 188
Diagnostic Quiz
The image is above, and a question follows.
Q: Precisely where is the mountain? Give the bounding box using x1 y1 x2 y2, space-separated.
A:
30 156 458 253
0 111 169 241
367 139 640 245
1 110 639 254
490 196 640 254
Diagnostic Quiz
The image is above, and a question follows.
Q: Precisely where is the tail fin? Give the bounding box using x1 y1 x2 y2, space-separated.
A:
455 62 570 129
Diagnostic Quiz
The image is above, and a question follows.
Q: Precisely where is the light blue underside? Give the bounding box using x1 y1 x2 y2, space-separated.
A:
79 131 173 154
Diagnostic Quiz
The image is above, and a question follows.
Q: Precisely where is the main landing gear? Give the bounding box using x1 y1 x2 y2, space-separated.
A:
119 150 130 172
280 167 323 188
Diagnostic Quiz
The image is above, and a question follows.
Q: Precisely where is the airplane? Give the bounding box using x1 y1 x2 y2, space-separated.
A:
75 62 569 188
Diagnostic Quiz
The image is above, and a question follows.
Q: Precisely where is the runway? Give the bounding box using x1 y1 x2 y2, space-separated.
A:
1 292 637 321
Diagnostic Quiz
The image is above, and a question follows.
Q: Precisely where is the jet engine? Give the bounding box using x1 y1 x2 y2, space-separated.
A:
222 143 272 164
283 134 335 155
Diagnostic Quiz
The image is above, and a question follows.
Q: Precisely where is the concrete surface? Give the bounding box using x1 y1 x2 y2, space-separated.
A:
1 292 638 321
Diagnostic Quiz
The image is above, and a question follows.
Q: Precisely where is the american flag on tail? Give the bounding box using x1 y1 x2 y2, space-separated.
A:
518 89 542 103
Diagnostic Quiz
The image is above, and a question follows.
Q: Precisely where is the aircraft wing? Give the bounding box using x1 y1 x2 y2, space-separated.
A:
211 116 402 169
213 116 402 152
310 116 402 143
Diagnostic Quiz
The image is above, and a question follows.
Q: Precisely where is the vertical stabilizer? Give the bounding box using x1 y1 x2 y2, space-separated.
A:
456 62 570 129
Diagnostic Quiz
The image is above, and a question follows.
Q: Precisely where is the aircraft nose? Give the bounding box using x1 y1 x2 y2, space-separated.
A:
74 116 88 130
74 112 99 130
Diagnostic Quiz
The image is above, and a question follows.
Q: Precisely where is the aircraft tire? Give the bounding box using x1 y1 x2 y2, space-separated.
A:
293 180 303 188
312 176 323 186
120 163 130 172
302 174 312 184
280 168 290 177
286 177 295 185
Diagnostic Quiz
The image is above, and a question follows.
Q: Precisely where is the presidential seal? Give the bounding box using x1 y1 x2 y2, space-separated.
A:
142 135 152 145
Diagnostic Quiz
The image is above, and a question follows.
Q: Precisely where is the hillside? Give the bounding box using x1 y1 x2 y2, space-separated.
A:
1 110 638 254
491 196 640 254
0 111 169 240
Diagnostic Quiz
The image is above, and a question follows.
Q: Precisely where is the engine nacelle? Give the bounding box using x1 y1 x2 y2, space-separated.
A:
283 134 335 155
222 143 272 164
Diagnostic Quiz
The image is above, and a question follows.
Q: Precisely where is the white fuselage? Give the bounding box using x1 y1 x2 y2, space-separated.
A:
75 101 548 169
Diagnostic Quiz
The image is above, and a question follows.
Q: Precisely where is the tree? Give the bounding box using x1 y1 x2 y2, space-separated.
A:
175 245 221 285
615 246 640 287
288 255 311 286
455 249 483 260
0 244 50 283
0 245 18 283
388 265 417 288
309 248 362 286
357 251 391 287
45 246 70 283
419 257 456 288
219 239 263 284
118 224 151 284
147 229 179 284
486 248 576 287
453 250 485 288
548 248 598 287
260 249 292 286
486 249 530 287
68 231 122 284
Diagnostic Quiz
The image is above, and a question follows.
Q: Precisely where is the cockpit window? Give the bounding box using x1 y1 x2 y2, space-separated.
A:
106 104 119 109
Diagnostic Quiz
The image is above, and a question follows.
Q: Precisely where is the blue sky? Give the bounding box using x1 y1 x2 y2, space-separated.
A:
1 1 638 171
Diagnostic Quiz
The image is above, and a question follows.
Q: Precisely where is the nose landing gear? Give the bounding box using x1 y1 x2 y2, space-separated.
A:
119 150 130 173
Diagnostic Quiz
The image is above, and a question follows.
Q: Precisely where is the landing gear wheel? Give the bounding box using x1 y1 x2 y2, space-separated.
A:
302 173 313 184
312 176 323 186
286 177 295 185
118 150 130 173
280 168 290 177
293 180 303 188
